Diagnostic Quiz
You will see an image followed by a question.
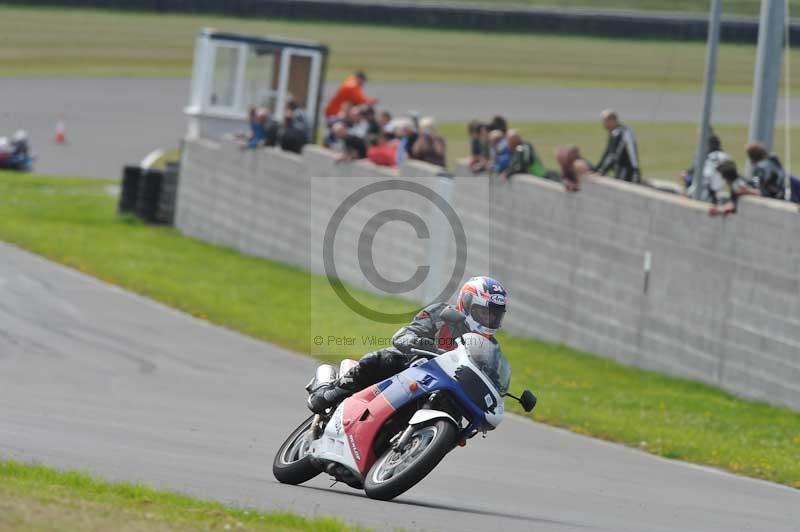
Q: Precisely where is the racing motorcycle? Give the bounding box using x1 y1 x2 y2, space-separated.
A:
273 308 537 501
0 130 34 171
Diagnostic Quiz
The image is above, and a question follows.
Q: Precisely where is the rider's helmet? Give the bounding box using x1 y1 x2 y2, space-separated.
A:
456 276 507 338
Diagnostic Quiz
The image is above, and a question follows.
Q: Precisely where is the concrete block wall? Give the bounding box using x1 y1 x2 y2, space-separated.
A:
176 138 800 410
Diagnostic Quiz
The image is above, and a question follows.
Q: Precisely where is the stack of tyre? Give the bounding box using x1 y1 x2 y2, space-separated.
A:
118 162 179 225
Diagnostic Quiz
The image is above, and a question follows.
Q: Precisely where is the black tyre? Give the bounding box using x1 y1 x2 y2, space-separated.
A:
273 415 321 485
364 419 457 501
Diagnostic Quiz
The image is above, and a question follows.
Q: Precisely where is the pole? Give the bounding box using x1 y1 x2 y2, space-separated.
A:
692 0 722 200
748 0 785 158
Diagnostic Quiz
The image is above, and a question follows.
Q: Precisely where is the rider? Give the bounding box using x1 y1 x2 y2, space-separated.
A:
308 276 508 414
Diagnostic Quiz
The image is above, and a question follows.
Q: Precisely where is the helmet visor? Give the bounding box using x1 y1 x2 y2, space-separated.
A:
470 303 505 330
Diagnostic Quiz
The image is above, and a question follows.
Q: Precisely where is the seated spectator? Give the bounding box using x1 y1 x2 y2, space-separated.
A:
362 106 381 136
746 142 787 200
378 110 393 136
709 160 758 216
279 115 306 154
239 107 278 150
556 144 592 191
325 71 377 118
468 120 490 173
393 118 418 166
367 133 399 167
488 115 508 134
330 121 367 162
686 135 729 203
286 98 310 142
489 129 510 174
411 117 447 167
346 105 370 138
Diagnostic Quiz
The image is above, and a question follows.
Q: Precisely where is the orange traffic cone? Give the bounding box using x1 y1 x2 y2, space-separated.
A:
54 118 66 144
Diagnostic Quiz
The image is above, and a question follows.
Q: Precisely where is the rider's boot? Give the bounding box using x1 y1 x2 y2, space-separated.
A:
307 380 353 414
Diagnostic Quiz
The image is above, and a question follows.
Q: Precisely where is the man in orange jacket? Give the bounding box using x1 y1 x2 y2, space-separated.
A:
324 71 377 118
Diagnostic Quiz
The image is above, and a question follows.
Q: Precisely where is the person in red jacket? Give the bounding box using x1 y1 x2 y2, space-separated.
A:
324 71 377 118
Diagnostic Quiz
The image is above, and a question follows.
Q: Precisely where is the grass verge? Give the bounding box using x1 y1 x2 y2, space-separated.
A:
2 5 800 92
0 172 798 489
0 459 365 532
438 121 800 183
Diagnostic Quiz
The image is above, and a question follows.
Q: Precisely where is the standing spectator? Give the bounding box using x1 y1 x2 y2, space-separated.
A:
324 71 377 118
330 121 367 161
286 98 310 141
746 142 787 200
499 130 558 181
681 126 718 188
411 117 447 167
686 135 730 203
596 109 641 183
468 120 490 173
709 160 759 215
239 107 278 149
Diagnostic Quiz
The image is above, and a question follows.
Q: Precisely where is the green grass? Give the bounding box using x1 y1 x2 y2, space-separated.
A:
438 121 800 182
0 459 366 532
0 171 798 490
421 0 798 18
2 5 800 92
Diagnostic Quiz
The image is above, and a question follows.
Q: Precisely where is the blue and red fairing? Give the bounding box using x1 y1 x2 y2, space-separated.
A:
341 358 490 475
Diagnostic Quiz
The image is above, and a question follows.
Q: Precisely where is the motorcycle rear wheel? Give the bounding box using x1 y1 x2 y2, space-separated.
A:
364 419 457 501
273 415 320 485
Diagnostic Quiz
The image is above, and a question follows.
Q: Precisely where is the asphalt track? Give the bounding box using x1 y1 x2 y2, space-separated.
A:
4 77 799 179
1 241 798 531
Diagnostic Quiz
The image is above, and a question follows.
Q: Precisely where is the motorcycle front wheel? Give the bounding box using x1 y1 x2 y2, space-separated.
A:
364 419 457 501
272 415 320 485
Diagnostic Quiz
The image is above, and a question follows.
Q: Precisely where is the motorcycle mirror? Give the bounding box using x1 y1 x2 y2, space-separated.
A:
520 390 537 412
440 307 467 324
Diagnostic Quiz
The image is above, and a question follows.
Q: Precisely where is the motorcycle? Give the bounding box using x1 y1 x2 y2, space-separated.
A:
0 131 34 172
273 309 537 501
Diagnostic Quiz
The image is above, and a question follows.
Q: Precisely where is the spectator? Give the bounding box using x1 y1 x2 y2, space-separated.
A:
330 121 367 162
596 109 641 183
709 160 758 215
378 110 393 135
746 142 787 200
394 118 418 166
686 135 729 203
367 133 398 167
681 127 718 188
498 129 552 180
239 107 276 149
411 117 447 167
488 115 508 134
345 105 369 138
362 106 381 136
279 115 307 154
286 98 310 141
468 120 490 173
556 144 592 191
324 71 377 118
489 129 510 174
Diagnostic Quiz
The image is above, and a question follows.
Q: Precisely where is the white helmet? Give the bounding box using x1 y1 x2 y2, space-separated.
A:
455 276 507 337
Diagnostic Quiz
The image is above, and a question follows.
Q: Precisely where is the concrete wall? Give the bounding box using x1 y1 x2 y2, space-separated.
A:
176 138 800 410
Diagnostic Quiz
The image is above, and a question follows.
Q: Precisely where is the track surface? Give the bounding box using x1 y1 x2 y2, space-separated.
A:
0 241 798 532
4 77 799 179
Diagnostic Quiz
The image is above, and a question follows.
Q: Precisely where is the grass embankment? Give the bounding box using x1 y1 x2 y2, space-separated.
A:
0 172 798 489
0 460 365 532
438 121 800 183
2 5 800 92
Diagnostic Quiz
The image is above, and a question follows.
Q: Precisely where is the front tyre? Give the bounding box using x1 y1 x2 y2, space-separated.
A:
273 415 320 485
364 419 457 501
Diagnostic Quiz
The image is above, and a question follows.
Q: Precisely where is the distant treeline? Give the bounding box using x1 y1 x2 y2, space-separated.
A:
4 0 800 44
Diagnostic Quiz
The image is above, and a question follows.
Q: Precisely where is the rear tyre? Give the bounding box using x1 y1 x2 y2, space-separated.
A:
364 419 457 501
273 415 320 485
